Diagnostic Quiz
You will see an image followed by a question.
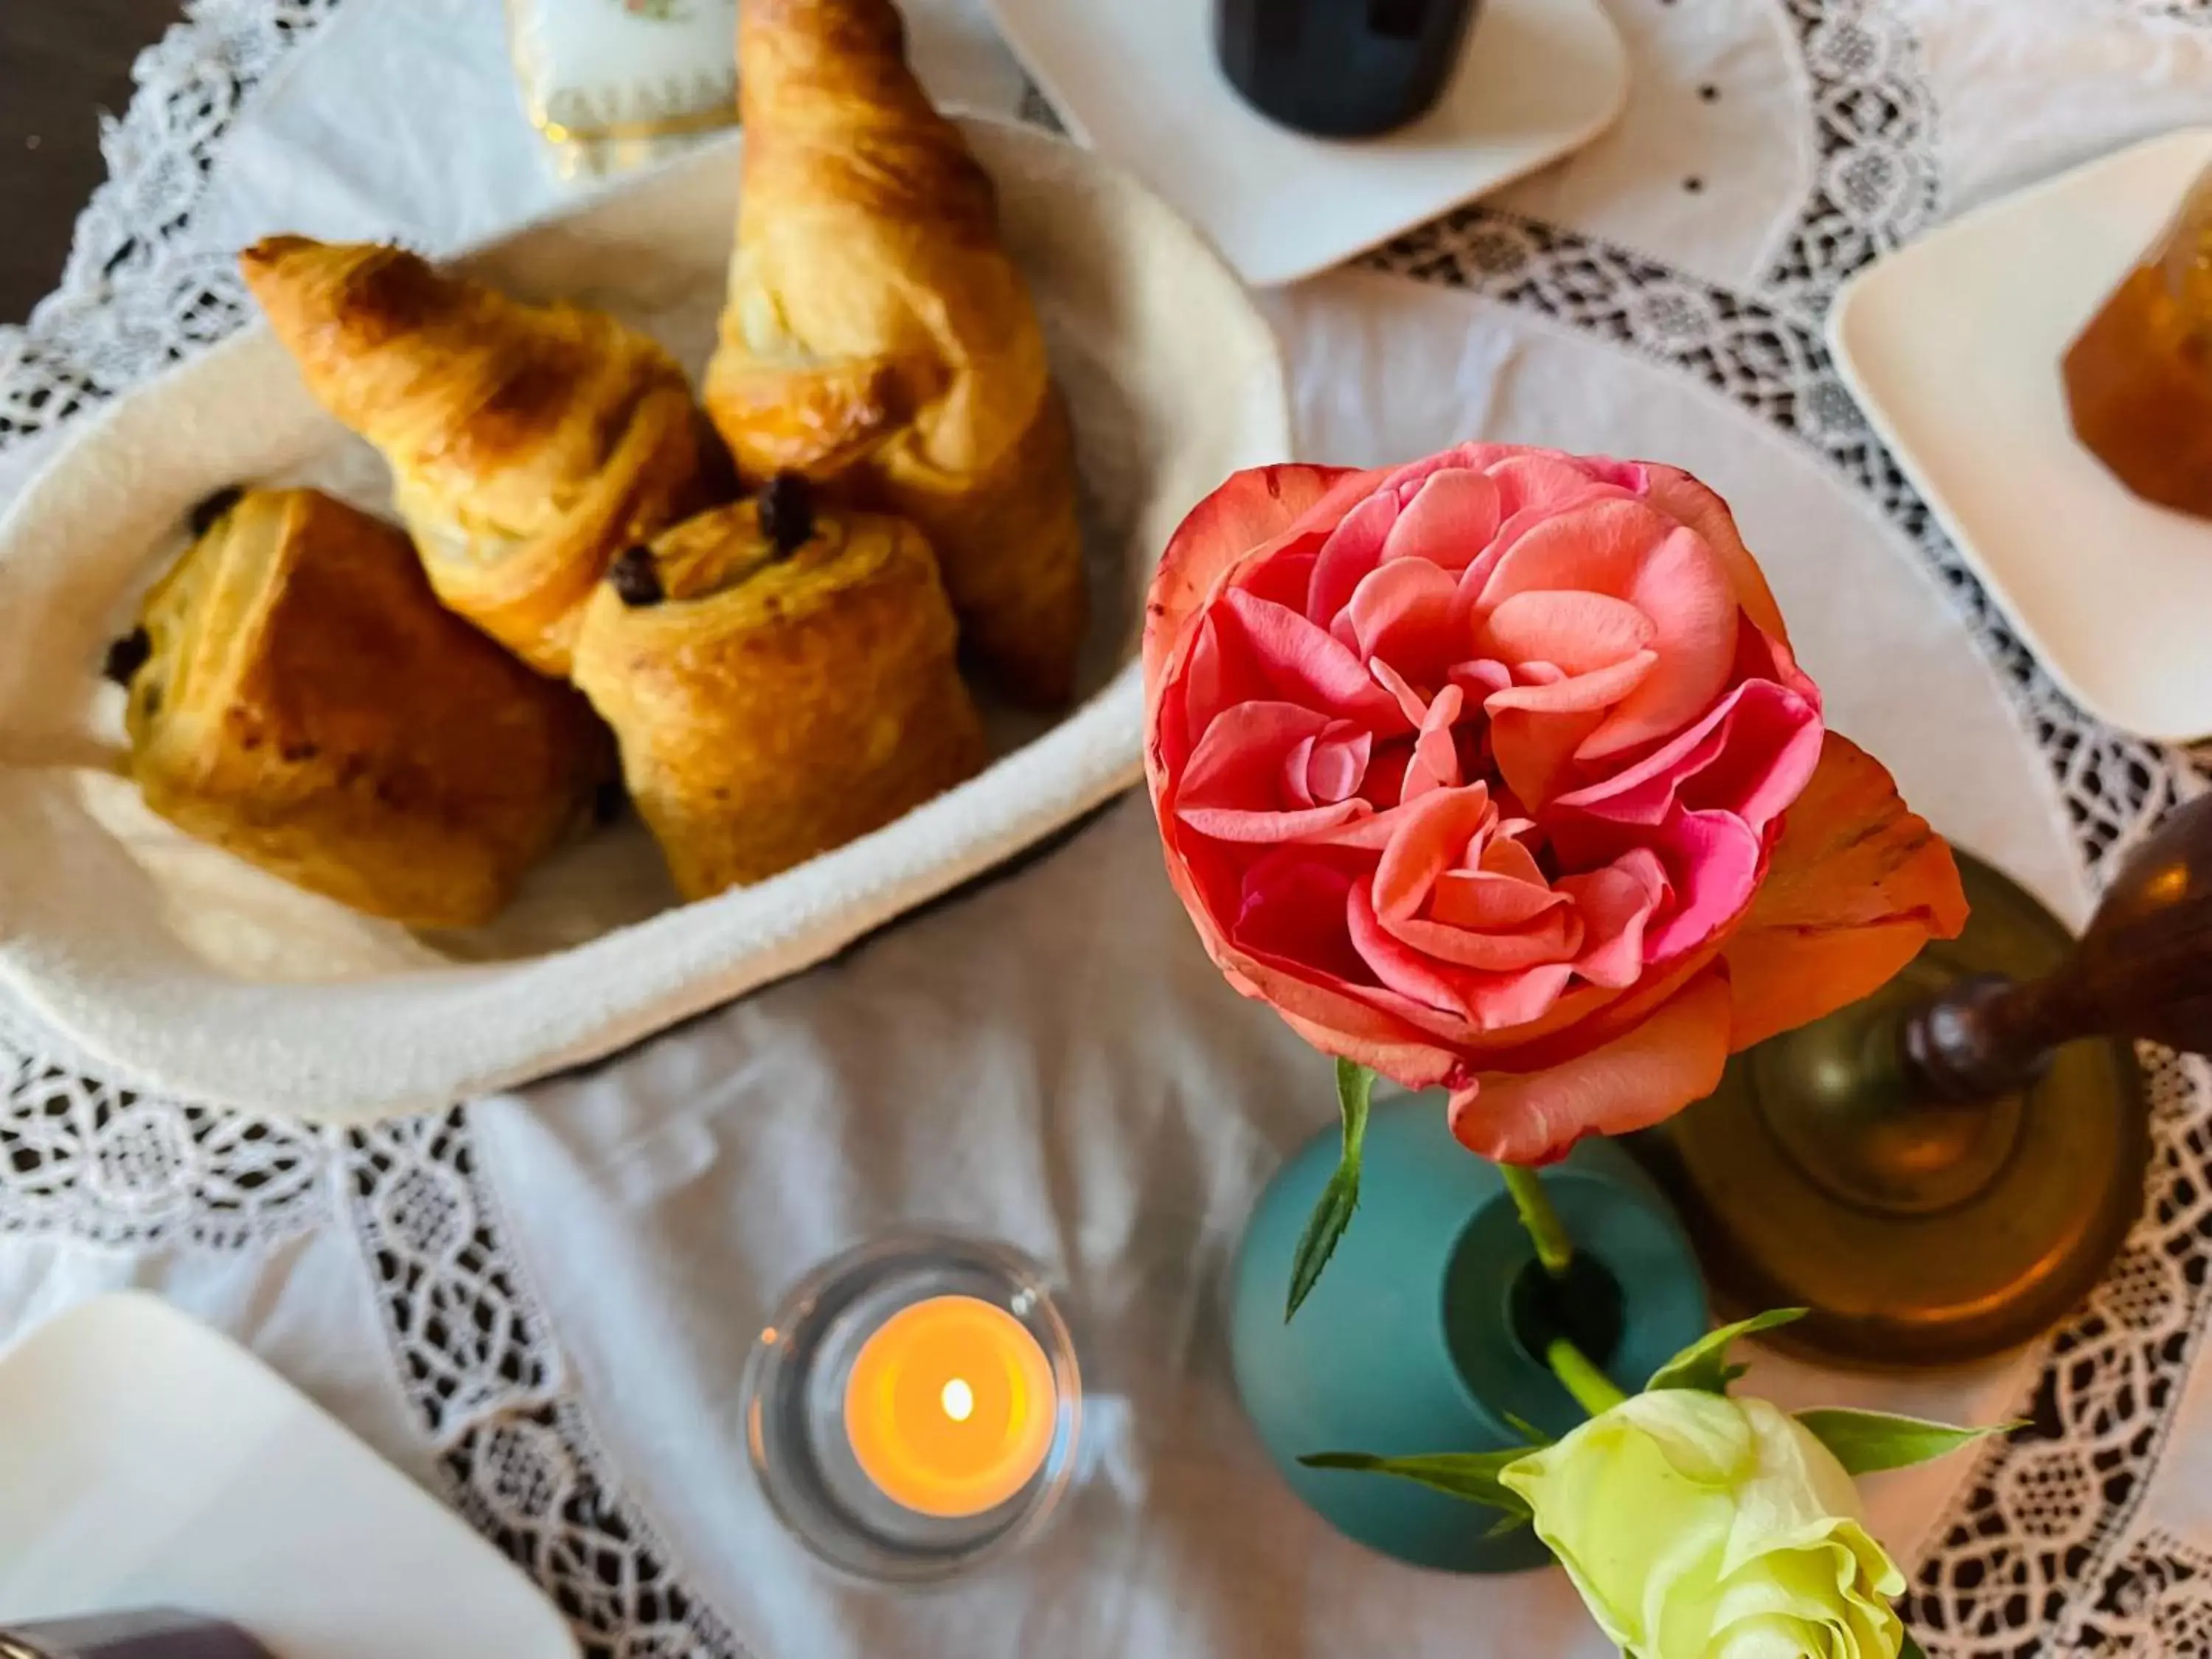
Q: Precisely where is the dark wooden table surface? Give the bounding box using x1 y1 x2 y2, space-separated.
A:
0 0 184 325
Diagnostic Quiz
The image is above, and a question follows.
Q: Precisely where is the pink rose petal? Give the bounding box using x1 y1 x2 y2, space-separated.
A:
1349 877 1473 1018
1481 588 1655 673
1349 557 1466 682
1380 467 1505 573
1388 909 1583 974
1560 852 1669 988
1177 701 1374 843
1220 588 1408 730
1372 786 1496 919
1581 524 1741 757
1450 969 1734 1163
1465 961 1579 1031
1485 650 1659 716
1430 868 1571 929
1307 491 1400 627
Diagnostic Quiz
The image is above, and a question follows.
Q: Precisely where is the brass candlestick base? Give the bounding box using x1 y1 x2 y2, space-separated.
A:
1637 853 2157 1368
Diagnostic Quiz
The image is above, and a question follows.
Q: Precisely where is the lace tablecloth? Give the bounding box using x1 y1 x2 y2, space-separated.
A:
7 1 2212 1655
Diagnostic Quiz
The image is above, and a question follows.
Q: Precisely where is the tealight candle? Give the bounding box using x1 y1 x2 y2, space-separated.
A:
744 1232 1080 1579
843 1295 1057 1517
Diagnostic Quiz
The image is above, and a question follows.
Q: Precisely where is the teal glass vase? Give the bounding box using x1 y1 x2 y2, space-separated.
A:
1228 1090 1708 1573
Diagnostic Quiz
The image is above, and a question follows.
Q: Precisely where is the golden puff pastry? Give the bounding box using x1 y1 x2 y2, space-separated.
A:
108 487 613 928
570 476 987 899
239 236 727 676
703 0 1087 707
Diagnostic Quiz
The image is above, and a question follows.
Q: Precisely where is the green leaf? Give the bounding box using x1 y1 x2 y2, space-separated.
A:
1284 1061 1374 1321
1501 1412 1553 1448
1899 1634 1927 1659
1795 1408 2019 1476
1483 1509 1531 1540
1644 1308 1808 1395
1298 1450 1532 1517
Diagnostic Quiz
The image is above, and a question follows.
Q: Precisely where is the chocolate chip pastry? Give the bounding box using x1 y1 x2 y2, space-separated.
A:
570 476 986 899
110 487 612 927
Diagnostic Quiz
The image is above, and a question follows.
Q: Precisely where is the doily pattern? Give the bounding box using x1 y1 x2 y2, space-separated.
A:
0 1001 330 1250
1761 0 1941 316
1907 1048 2212 1656
2075 1531 2212 1655
0 0 341 449
343 1111 751 1659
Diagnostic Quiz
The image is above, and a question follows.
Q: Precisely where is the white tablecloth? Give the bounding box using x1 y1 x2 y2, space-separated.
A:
5 1 2212 1655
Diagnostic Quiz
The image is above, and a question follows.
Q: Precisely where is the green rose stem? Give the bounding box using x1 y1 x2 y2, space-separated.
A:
1500 1163 1573 1278
1499 1161 1624 1418
1544 1335 1628 1416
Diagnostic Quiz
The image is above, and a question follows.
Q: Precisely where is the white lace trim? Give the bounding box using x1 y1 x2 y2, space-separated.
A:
342 1112 751 1658
2073 1528 2212 1655
0 0 341 449
0 998 332 1249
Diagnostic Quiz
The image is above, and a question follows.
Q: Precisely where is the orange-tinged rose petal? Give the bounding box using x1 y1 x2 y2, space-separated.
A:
1485 650 1658 716
1144 464 1368 722
1481 588 1655 673
1450 968 1735 1164
1381 467 1506 572
1581 525 1741 758
1720 731 1969 1051
1279 1010 1464 1092
1642 464 1790 646
1490 703 1605 808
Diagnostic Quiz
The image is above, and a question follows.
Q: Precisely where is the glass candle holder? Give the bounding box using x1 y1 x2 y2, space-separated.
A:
741 1232 1082 1582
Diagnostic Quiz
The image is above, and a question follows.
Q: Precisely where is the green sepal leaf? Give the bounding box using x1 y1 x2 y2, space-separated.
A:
1483 1509 1531 1540
1900 1633 1927 1659
1501 1412 1553 1448
1644 1308 1807 1395
1795 1408 2020 1476
1298 1450 1533 1518
1284 1060 1374 1321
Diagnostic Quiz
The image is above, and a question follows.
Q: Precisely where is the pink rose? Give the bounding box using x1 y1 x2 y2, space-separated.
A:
1144 445 1966 1164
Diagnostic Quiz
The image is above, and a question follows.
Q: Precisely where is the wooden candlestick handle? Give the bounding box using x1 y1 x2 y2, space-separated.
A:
1907 793 2212 1100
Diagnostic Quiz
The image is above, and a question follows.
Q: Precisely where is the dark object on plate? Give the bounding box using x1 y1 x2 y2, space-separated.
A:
0 1610 279 1659
1636 795 2212 1366
1215 0 1481 139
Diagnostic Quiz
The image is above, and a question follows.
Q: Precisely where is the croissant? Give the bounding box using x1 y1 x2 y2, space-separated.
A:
703 0 1087 707
570 477 987 899
239 236 724 675
108 487 612 928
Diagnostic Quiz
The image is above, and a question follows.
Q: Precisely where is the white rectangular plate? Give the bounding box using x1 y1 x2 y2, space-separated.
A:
985 0 1628 288
0 1295 577 1659
0 120 1290 1120
1830 128 2212 744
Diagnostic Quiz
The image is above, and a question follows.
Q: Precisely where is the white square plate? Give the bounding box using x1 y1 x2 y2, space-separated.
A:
0 1295 577 1659
1829 128 2212 743
984 0 1628 288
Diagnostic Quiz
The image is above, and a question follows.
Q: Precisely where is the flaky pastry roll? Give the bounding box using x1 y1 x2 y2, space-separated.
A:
703 0 1086 706
571 477 986 898
240 236 725 675
108 487 611 927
